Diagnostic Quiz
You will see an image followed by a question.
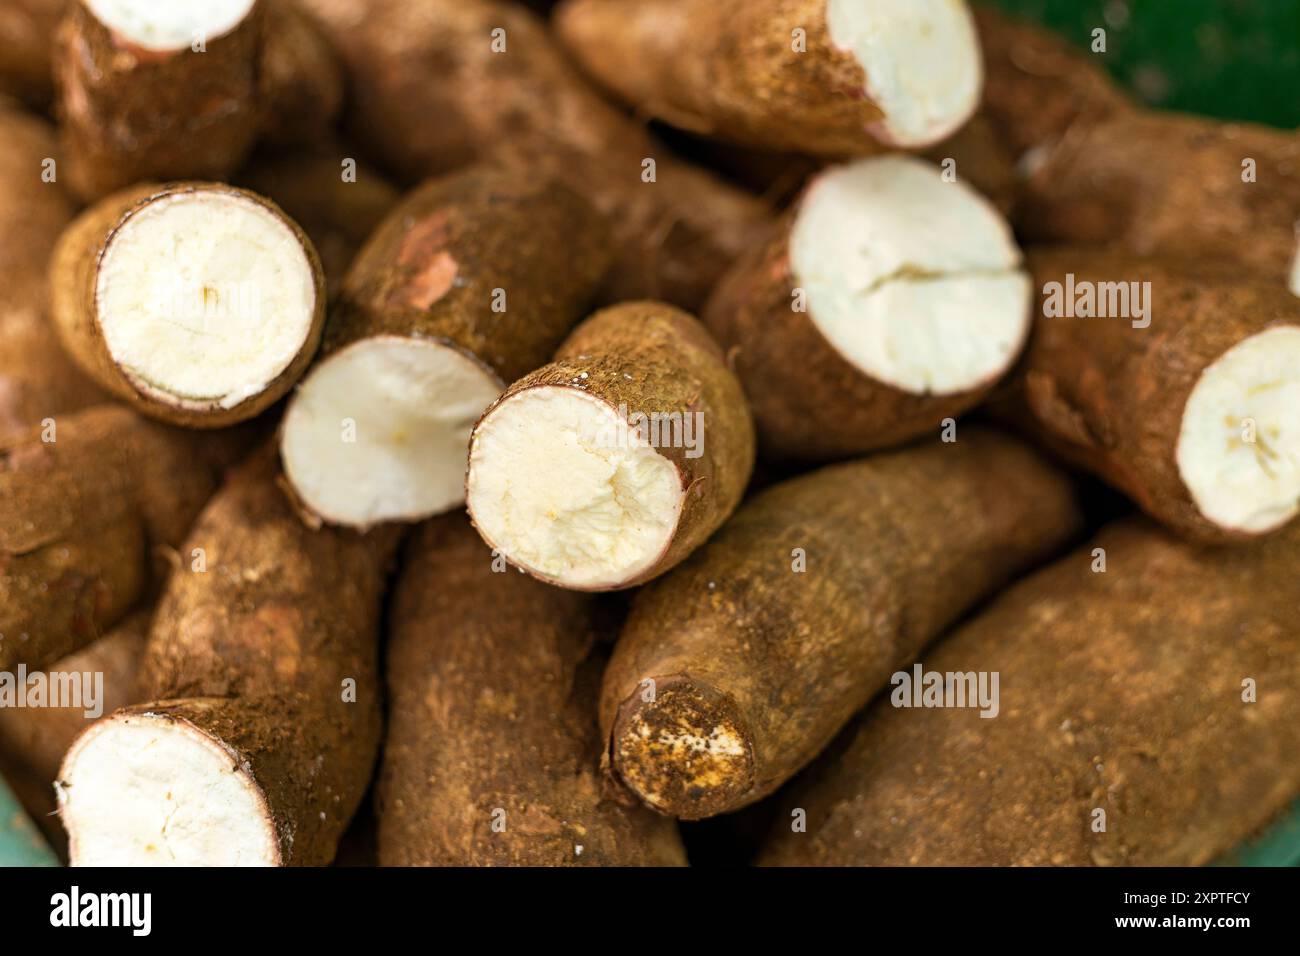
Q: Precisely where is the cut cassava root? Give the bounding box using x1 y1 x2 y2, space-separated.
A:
377 517 686 867
556 0 983 152
58 453 400 867
705 154 1032 461
50 182 326 428
280 167 611 528
0 405 250 672
467 302 755 591
298 0 772 309
55 0 342 202
1011 249 1300 542
599 428 1082 819
761 520 1300 866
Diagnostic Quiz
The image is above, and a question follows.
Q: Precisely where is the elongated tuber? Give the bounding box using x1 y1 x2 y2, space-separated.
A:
58 453 399 866
49 182 326 428
0 405 250 672
556 0 982 153
378 517 687 867
599 428 1081 819
298 0 772 309
467 302 755 591
280 168 611 528
705 154 1032 461
1011 249 1300 542
761 519 1300 866
0 1 64 108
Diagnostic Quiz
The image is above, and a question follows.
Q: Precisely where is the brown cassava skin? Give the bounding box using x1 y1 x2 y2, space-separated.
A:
237 146 399 299
469 302 756 591
0 0 64 108
923 115 1019 215
601 428 1083 820
703 197 1028 463
971 5 1132 160
73 454 402 867
761 520 1300 866
556 0 906 154
54 0 342 202
1018 112 1300 295
297 0 772 309
0 611 145 807
321 167 612 385
0 104 104 435
48 182 327 428
377 517 687 867
1012 249 1300 543
0 405 250 672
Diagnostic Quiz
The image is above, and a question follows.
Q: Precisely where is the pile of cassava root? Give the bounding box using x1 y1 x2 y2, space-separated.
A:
0 0 1298 868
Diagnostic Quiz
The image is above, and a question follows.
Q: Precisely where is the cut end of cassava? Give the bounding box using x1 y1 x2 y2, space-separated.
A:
790 154 1031 395
96 187 318 412
467 385 684 590
58 711 279 867
610 677 755 820
84 0 256 51
281 336 502 528
1177 325 1300 536
826 0 982 147
1290 244 1300 298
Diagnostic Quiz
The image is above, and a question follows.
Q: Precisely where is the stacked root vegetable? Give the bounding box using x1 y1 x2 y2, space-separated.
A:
0 0 1298 868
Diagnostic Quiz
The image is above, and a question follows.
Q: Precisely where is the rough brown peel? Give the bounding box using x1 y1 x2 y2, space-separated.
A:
761 519 1300 866
1007 249 1300 543
0 405 250 672
466 302 756 591
298 0 772 309
377 516 687 867
599 428 1082 819
58 453 400 866
0 1 64 108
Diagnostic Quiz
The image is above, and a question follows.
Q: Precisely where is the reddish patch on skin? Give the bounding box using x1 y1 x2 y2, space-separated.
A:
243 605 305 679
389 212 460 310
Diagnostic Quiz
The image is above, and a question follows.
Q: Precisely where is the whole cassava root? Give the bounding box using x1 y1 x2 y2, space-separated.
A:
279 167 611 529
377 517 687 867
1017 111 1300 298
556 0 982 153
1010 249 1300 543
49 181 326 428
58 453 400 866
297 0 772 309
0 1 64 107
466 302 756 592
761 519 1300 866
599 428 1082 819
0 104 105 436
0 405 249 672
55 0 342 202
705 154 1032 462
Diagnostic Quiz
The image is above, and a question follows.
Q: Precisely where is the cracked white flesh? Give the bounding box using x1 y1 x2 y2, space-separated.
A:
790 154 1031 395
826 0 982 147
467 386 684 589
96 189 317 410
59 713 278 866
85 0 255 51
1177 326 1300 535
281 336 501 527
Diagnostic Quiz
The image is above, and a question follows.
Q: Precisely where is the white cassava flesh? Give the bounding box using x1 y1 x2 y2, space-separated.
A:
790 154 1031 395
83 0 256 51
826 0 982 147
58 712 279 867
1177 325 1300 535
467 386 684 590
96 189 317 410
281 336 502 527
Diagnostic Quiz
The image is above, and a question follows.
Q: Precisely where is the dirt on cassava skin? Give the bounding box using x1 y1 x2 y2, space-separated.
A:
377 516 687 867
760 519 1300 866
599 428 1083 820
